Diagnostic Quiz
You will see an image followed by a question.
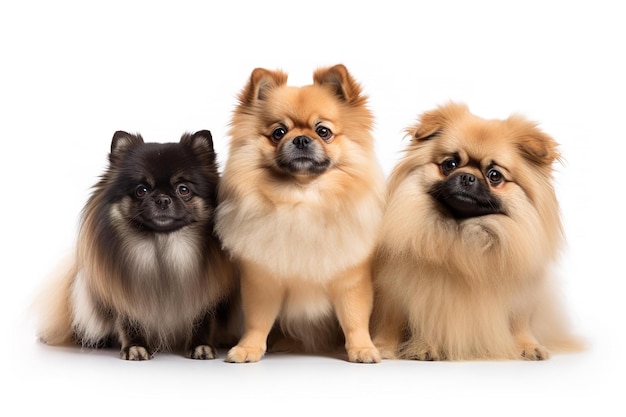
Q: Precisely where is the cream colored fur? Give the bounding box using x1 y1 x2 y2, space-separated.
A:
372 102 584 361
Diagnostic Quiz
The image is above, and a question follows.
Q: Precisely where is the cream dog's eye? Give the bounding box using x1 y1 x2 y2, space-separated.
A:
440 158 458 176
271 127 287 142
487 169 504 185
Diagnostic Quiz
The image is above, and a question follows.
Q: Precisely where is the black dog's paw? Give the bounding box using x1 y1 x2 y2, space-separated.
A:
120 345 152 361
186 344 218 360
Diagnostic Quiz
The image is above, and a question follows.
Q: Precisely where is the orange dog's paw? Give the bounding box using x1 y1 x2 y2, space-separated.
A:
377 345 399 360
399 340 442 361
347 346 381 363
373 338 399 359
520 343 550 361
225 345 265 363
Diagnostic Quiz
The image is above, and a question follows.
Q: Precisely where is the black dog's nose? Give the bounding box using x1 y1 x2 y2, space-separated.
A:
292 135 310 150
459 173 476 186
155 194 172 209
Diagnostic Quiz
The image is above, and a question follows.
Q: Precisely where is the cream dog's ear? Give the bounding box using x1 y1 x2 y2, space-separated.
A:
407 101 470 142
506 115 562 167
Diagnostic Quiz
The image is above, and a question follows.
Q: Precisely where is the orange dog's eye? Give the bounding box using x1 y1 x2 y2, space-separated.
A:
271 127 287 142
316 125 333 141
487 169 504 185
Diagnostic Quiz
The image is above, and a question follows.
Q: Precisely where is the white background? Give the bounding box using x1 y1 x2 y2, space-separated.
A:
1 1 624 415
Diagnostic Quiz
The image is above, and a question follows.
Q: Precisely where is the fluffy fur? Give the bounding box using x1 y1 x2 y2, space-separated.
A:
35 130 239 360
371 102 584 361
215 64 386 363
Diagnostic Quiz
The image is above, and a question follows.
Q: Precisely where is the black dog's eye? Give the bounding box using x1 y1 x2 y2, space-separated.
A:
177 184 192 197
135 185 149 198
316 125 333 141
440 158 458 176
487 169 504 186
271 127 287 142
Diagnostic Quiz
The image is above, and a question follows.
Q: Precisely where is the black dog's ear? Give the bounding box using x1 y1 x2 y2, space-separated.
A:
110 131 143 162
180 130 216 164
180 129 213 151
191 130 214 151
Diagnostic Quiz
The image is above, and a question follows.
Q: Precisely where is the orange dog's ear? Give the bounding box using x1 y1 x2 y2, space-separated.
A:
507 115 562 166
239 67 288 104
407 102 470 142
313 64 366 106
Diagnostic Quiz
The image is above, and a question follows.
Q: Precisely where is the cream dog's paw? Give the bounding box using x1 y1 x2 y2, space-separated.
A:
520 343 550 361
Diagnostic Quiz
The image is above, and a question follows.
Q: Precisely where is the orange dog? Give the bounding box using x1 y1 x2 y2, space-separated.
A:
216 65 386 363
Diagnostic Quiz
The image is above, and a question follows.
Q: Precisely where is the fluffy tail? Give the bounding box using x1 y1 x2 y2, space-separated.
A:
534 284 588 355
32 253 77 346
538 317 587 355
